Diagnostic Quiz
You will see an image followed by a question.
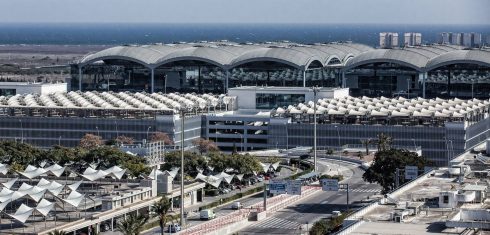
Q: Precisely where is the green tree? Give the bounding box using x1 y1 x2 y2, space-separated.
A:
162 151 207 177
116 214 148 235
376 133 392 152
363 149 429 194
48 230 67 235
0 141 44 167
115 135 135 145
310 219 329 235
44 146 84 165
230 153 263 175
151 196 172 235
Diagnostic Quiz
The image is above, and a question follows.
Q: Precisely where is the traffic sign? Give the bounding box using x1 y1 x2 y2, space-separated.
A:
321 179 339 191
269 180 287 194
405 165 418 180
286 180 302 195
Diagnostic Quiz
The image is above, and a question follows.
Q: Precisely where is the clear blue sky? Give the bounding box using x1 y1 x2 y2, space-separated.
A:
1 0 489 25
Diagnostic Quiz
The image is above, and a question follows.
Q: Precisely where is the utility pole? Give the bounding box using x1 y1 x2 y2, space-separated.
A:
180 108 185 227
312 86 320 172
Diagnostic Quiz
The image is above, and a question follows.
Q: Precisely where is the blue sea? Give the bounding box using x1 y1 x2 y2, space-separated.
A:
0 23 488 46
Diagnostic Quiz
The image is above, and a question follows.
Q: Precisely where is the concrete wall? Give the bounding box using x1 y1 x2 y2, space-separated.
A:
0 82 67 95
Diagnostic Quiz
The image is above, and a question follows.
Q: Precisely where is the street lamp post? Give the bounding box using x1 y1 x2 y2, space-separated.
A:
180 108 186 227
334 125 340 155
311 86 320 172
59 136 62 146
19 120 24 143
411 138 416 151
95 126 100 137
146 126 152 141
235 132 244 152
284 122 289 150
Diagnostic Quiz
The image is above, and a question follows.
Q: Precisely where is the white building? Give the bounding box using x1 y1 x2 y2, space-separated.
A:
0 82 67 96
227 86 349 110
380 32 399 48
404 32 422 46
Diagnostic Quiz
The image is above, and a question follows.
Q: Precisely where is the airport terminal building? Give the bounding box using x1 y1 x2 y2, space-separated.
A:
71 41 490 99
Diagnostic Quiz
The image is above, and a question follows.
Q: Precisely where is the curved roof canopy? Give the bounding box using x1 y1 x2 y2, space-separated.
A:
78 41 373 69
427 49 490 70
344 44 489 72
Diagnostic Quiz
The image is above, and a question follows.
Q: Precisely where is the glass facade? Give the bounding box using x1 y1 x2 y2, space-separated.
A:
0 89 16 96
256 93 305 109
426 64 490 99
72 60 340 94
345 62 420 98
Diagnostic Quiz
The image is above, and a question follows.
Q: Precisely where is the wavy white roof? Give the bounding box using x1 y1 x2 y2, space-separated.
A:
79 41 373 69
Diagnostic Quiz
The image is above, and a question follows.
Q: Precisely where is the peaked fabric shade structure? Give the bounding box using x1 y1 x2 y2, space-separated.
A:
214 172 235 184
1 177 18 189
44 164 66 177
61 190 85 207
105 166 126 180
0 188 15 203
0 198 12 211
8 204 34 223
0 163 8 175
67 180 83 191
35 199 55 217
195 173 222 188
81 167 108 181
37 178 64 196
18 165 47 179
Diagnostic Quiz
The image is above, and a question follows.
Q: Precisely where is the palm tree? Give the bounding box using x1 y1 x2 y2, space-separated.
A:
48 230 67 235
360 138 373 155
151 196 173 235
116 214 148 235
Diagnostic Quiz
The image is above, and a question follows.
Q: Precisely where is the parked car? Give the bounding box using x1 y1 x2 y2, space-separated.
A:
231 201 243 210
299 154 311 160
332 211 342 218
200 209 216 220
257 176 264 182
168 223 181 233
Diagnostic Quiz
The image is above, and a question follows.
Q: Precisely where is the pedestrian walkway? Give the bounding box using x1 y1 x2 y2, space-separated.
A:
254 217 302 230
339 188 380 193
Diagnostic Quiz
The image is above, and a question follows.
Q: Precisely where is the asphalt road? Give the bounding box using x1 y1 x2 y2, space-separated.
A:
238 159 382 235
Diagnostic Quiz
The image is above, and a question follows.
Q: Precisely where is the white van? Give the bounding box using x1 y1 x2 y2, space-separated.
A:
231 201 243 210
200 209 216 220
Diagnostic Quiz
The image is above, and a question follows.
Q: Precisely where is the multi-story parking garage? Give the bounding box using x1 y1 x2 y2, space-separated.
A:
72 41 490 99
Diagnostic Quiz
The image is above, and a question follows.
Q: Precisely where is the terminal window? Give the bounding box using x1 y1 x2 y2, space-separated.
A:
0 89 15 96
256 93 305 109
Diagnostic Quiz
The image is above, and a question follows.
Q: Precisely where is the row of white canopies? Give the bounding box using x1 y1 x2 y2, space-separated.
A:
427 73 490 84
195 162 280 188
0 91 228 112
0 177 85 223
275 96 490 118
0 164 127 181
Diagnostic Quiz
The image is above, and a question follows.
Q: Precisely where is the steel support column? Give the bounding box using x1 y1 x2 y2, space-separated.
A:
78 66 83 91
151 68 155 93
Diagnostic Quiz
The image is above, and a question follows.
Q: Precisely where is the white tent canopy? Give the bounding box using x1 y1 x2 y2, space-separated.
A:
18 165 47 179
61 191 85 207
44 164 66 177
105 166 126 180
196 173 222 188
81 167 108 181
67 180 83 192
37 178 64 196
35 199 54 217
8 204 34 223
0 163 8 175
1 177 18 189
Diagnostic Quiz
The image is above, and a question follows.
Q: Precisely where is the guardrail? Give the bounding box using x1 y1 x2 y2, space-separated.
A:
179 185 321 235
